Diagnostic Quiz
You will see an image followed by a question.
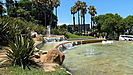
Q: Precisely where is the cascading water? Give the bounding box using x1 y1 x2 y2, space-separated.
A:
63 43 73 49
37 36 67 52
57 41 79 53
58 42 73 52
47 25 51 37
43 36 66 43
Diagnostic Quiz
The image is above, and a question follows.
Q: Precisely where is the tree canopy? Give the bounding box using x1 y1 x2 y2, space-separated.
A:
3 0 59 27
93 13 133 38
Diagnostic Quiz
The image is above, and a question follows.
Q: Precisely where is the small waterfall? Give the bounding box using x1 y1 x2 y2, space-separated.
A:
81 41 82 45
57 37 60 42
58 45 63 52
75 42 78 45
43 36 66 43
63 42 74 49
57 42 78 52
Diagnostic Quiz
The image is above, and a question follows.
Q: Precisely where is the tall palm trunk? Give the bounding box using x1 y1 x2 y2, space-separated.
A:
49 9 53 26
78 10 80 33
44 10 47 27
55 7 58 26
80 16 83 33
73 14 76 31
90 16 93 29
83 14 85 35
0 3 2 17
55 7 57 17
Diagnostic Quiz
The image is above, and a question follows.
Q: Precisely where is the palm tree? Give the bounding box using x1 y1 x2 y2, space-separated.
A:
53 0 60 27
34 0 48 27
75 1 81 33
0 2 3 17
53 0 60 17
34 0 59 27
88 6 97 30
0 2 6 17
80 2 87 35
70 6 77 31
47 0 60 27
5 0 14 15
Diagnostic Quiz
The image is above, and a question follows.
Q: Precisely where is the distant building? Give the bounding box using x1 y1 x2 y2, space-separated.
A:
69 24 90 32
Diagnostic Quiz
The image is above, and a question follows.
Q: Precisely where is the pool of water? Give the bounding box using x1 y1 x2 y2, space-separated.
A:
63 41 133 75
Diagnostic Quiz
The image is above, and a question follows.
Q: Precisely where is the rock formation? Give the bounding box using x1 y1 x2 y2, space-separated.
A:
44 48 65 65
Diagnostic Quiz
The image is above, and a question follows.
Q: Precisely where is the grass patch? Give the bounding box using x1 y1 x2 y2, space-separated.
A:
67 33 94 39
0 65 71 75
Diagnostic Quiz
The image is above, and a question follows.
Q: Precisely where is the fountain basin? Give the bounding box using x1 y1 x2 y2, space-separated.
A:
33 37 106 73
63 41 133 75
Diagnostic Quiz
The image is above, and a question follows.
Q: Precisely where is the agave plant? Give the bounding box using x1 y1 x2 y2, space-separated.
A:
6 35 35 69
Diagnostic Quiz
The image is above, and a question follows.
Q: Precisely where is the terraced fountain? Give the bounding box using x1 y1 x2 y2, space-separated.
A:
35 35 105 72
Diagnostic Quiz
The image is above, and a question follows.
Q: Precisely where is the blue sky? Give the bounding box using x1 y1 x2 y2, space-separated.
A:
57 0 133 25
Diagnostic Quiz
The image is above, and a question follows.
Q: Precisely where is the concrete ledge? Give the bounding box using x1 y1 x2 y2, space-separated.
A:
54 39 106 49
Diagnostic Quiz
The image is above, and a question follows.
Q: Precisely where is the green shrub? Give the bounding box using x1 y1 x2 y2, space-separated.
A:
67 32 94 39
74 31 82 35
0 17 47 43
51 28 60 35
6 35 35 69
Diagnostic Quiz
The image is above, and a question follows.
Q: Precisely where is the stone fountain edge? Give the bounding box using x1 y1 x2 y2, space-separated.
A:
54 39 106 49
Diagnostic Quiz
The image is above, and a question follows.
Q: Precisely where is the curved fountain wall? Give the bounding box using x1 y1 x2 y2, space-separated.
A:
54 39 106 52
35 35 106 54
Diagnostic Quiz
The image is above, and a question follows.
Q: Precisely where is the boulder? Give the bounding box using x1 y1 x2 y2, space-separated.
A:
31 31 38 38
44 48 65 65
40 54 47 63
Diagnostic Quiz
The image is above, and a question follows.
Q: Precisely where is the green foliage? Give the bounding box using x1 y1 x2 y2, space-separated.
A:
51 27 68 35
73 31 82 35
0 1 6 17
93 13 124 38
0 66 71 75
6 0 58 27
6 35 34 69
67 32 93 39
0 17 28 43
51 26 70 38
123 15 133 34
51 28 60 35
93 13 133 39
0 17 46 43
58 24 68 29
88 6 97 16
